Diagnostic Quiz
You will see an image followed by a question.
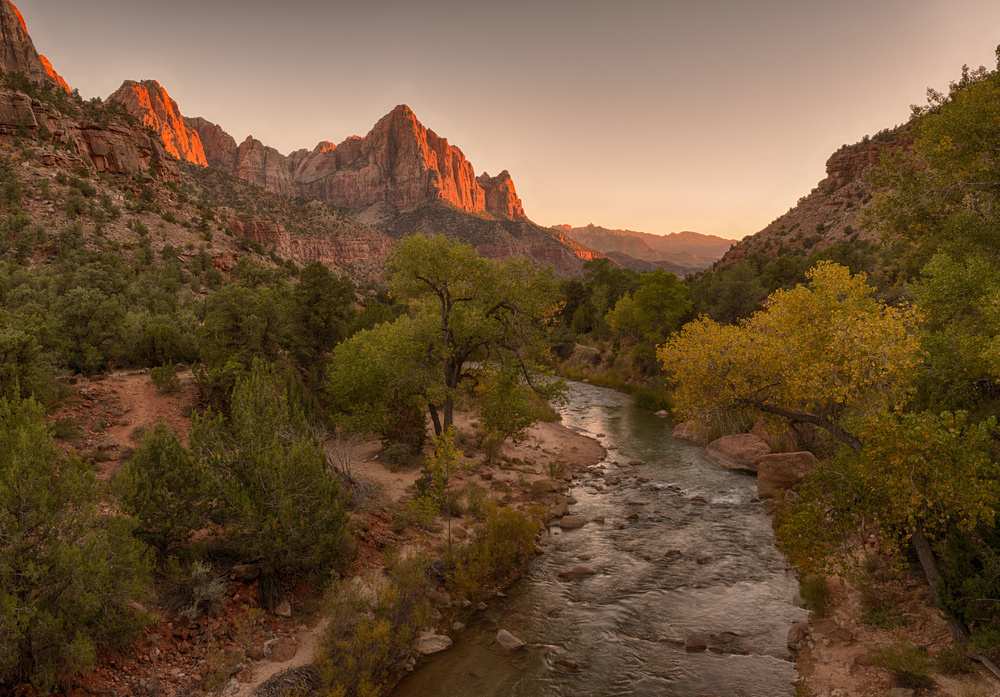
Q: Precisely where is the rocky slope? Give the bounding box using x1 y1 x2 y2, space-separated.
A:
108 80 207 165
716 126 913 266
1 1 68 90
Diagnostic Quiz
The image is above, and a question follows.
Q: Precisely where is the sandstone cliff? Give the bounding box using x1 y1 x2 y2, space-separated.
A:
1 1 69 91
185 116 238 172
108 80 207 165
0 86 178 180
717 126 913 266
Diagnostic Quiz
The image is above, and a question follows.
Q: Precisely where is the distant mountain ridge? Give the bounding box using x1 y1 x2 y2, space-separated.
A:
553 224 734 272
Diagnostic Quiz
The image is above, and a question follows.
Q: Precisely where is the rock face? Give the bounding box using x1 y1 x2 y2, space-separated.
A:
229 219 393 268
0 87 178 180
187 104 533 221
756 452 818 499
704 434 772 474
0 2 69 91
109 80 207 166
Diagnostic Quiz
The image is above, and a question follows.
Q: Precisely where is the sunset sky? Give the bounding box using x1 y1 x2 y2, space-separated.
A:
15 0 1000 239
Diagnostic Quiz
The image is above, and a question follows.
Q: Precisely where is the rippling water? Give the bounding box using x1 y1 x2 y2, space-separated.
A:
392 382 806 697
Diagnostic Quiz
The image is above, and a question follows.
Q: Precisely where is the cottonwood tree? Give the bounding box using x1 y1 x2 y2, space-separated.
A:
369 234 559 436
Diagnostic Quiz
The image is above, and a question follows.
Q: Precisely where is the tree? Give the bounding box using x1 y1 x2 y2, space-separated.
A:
0 396 151 693
659 262 922 450
115 423 212 553
190 360 351 574
386 234 558 436
608 269 690 347
285 261 354 381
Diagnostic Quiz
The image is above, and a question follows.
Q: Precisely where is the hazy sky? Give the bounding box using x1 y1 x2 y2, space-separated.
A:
14 0 1000 239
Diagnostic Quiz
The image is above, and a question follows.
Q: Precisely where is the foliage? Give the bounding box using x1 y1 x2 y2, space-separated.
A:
660 262 922 448
447 504 540 602
607 268 691 347
150 364 180 393
190 360 351 574
162 562 228 621
115 423 212 553
476 366 564 463
315 552 430 697
799 574 831 616
871 642 934 690
0 396 151 693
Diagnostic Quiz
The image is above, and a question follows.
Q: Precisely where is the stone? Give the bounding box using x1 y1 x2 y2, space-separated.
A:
230 564 261 582
273 599 292 617
453 622 466 633
655 410 669 418
787 622 809 651
628 460 646 466
263 637 297 663
605 476 621 485
554 659 584 670
672 421 707 444
416 632 453 655
558 515 586 530
625 513 639 520
889 690 915 697
477 602 488 612
592 516 605 523
496 629 526 650
704 434 772 474
558 565 595 579
756 452 818 499
684 637 708 652
664 549 682 557
220 678 240 696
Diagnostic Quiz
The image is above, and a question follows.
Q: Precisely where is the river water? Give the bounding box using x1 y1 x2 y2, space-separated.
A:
393 381 806 697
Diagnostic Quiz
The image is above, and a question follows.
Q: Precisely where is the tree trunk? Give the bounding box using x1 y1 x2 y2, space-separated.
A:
428 404 442 437
910 522 970 644
443 396 454 431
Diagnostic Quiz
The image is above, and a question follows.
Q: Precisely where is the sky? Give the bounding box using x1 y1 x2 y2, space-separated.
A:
13 0 1000 240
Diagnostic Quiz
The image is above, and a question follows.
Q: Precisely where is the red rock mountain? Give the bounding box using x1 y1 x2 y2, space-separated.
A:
180 105 530 222
108 80 207 166
0 1 69 91
554 224 734 271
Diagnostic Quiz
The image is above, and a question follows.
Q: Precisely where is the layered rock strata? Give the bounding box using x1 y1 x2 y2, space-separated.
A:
108 80 207 165
1 1 69 91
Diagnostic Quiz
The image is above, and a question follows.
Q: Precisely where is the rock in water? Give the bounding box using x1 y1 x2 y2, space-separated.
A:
416 632 453 655
496 629 526 650
558 565 596 579
558 515 586 530
704 434 771 473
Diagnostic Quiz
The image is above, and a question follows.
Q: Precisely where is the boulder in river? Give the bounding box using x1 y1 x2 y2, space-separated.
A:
496 629 526 650
559 515 586 530
684 637 707 652
704 434 771 474
416 632 453 655
558 565 596 579
756 452 818 499
672 420 708 444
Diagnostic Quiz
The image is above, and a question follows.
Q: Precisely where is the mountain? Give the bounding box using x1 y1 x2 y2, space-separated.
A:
108 80 207 165
716 126 912 266
553 223 734 272
0 1 68 91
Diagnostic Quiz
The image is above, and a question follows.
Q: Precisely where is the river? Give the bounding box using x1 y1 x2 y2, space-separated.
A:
393 381 806 697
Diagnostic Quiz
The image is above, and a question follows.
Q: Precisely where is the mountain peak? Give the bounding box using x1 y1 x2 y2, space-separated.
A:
0 1 70 91
109 79 207 166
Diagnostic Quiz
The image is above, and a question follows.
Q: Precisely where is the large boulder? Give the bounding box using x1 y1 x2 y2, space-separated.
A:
704 434 771 474
756 452 818 499
415 631 453 656
672 421 708 444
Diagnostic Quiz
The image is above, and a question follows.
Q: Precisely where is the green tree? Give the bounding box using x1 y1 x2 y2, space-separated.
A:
386 234 558 435
0 396 151 693
115 423 212 553
191 360 351 574
285 261 354 384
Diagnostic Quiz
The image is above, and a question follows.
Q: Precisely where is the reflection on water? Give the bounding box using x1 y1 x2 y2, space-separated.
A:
392 382 806 697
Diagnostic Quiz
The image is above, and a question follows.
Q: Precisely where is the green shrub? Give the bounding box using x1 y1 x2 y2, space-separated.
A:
51 415 80 440
799 574 831 616
150 364 180 393
162 562 227 620
448 504 539 602
0 396 152 694
316 552 430 697
115 423 211 552
934 644 974 675
382 442 412 472
871 642 934 690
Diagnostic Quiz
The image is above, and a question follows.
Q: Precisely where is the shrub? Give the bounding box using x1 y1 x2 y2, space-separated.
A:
150 364 180 393
190 360 352 574
382 442 412 472
448 504 539 602
316 552 430 697
934 644 974 675
799 574 831 616
871 642 934 690
0 396 152 693
162 562 228 620
115 423 211 552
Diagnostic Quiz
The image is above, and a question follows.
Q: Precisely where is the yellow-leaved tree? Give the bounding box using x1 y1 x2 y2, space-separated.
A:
658 261 923 451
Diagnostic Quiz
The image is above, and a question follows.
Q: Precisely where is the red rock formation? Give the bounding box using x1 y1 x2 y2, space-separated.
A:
192 104 530 222
185 116 238 172
478 170 528 221
0 1 70 91
109 80 207 166
228 219 393 267
0 86 179 180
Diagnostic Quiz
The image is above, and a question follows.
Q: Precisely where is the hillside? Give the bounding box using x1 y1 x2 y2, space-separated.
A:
554 223 734 274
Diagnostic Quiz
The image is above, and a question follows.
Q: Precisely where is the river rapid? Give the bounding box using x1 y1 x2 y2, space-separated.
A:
393 381 807 697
